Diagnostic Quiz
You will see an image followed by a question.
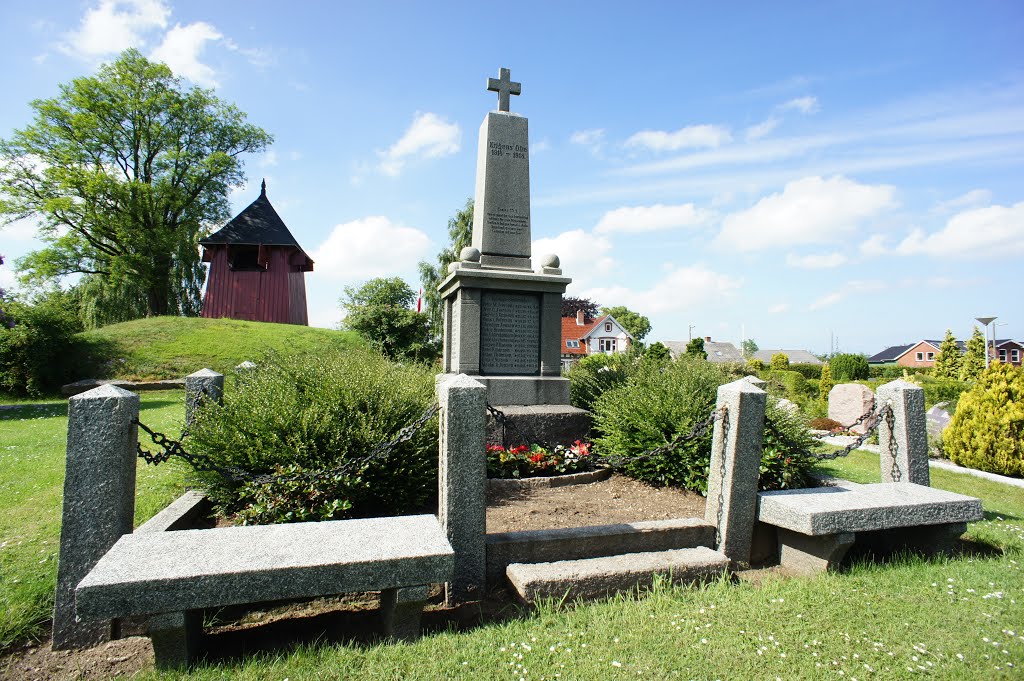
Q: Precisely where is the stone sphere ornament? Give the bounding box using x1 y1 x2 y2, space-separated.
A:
460 246 481 262
540 253 560 268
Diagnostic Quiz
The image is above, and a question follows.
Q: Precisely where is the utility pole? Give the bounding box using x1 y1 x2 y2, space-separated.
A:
688 324 696 342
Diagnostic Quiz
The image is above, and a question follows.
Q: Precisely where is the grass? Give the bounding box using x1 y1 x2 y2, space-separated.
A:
77 316 364 381
1 401 1021 678
0 391 190 649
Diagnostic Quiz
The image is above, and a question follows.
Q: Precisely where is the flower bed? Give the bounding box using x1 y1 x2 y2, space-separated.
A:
486 440 594 479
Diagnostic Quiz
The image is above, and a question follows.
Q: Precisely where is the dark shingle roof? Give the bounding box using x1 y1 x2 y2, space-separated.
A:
200 181 310 259
868 344 915 363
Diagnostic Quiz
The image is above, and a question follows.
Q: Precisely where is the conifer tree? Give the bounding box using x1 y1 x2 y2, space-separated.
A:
819 363 834 401
960 326 987 381
933 329 962 379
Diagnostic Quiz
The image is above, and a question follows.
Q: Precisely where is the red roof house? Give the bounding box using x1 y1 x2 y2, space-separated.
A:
561 310 634 368
199 181 314 325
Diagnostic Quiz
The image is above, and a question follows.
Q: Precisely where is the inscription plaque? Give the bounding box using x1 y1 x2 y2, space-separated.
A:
479 292 540 375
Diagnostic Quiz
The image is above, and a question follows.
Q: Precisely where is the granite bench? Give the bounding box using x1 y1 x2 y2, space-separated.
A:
75 514 454 668
756 482 983 574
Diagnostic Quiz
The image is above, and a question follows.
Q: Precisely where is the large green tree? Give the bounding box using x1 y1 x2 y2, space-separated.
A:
341 277 435 362
741 338 759 358
0 49 272 325
417 199 473 338
933 329 962 379
601 305 651 343
960 326 987 381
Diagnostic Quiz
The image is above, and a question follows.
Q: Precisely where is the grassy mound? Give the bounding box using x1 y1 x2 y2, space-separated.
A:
77 317 364 380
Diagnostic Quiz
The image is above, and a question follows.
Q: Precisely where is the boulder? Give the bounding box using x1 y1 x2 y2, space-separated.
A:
828 383 875 434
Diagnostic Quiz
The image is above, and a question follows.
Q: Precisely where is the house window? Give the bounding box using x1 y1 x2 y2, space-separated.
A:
915 352 924 361
999 349 1007 362
1013 349 1020 363
599 339 617 352
604 322 612 332
565 340 580 348
926 352 935 361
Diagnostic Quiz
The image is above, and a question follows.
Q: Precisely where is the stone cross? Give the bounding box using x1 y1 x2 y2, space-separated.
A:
487 67 521 112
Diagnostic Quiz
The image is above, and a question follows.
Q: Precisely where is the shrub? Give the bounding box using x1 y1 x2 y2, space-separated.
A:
0 289 85 396
788 363 824 379
186 347 438 522
808 417 844 431
768 370 813 401
867 365 931 379
830 353 869 381
487 441 593 479
944 362 1024 477
759 399 820 491
644 342 671 363
819 363 834 401
566 350 642 413
747 358 765 372
912 375 969 413
592 357 818 493
769 353 790 370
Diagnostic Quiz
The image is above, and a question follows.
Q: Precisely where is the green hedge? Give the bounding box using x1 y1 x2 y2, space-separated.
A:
788 363 824 379
945 362 1024 477
0 291 85 397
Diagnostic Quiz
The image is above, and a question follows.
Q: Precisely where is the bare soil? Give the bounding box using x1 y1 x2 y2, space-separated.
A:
2 474 706 680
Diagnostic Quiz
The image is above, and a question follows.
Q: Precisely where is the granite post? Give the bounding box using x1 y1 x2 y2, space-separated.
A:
185 368 224 426
436 373 487 604
704 378 767 568
52 385 139 650
877 379 930 485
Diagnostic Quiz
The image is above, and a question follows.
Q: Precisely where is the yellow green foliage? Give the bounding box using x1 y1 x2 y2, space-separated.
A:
945 362 1024 477
819 363 834 401
769 353 790 370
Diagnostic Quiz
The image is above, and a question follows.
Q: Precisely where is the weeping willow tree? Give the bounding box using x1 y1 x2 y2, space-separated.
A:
0 49 272 326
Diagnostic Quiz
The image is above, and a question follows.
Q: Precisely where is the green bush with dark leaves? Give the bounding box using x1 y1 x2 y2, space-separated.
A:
592 356 819 493
186 347 438 523
830 353 870 381
0 289 85 396
566 350 644 413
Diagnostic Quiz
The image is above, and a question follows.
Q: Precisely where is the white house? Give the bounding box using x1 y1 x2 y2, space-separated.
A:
561 310 634 369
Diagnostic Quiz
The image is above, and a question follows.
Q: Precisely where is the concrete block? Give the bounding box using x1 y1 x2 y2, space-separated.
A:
53 384 139 650
436 374 487 604
877 379 930 485
777 529 855 575
135 491 212 534
756 482 983 535
705 379 767 568
75 515 454 618
485 403 591 447
506 547 728 603
475 376 570 406
147 610 202 669
184 369 224 426
380 585 429 641
486 518 716 583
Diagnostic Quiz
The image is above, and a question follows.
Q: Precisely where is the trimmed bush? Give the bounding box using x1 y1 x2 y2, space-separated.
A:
830 353 869 381
748 358 765 372
868 365 932 379
944 362 1024 477
186 347 438 522
769 353 790 370
912 374 970 413
566 350 643 413
592 356 819 493
788 363 824 379
808 417 844 431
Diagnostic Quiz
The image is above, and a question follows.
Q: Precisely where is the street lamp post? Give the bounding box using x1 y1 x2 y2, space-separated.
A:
975 316 997 370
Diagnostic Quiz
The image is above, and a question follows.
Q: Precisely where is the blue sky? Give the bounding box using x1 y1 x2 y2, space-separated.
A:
1 1 1022 354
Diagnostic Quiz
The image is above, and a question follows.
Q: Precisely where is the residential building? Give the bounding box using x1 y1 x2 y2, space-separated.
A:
561 310 633 369
994 339 1024 367
663 337 744 363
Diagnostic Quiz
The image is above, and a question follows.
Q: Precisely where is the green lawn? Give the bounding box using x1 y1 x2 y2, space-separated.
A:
1 402 1021 679
77 316 364 381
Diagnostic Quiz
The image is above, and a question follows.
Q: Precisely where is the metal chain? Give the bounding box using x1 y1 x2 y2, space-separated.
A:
885 404 901 482
135 402 440 486
815 400 878 439
763 403 890 461
485 402 551 450
714 405 729 547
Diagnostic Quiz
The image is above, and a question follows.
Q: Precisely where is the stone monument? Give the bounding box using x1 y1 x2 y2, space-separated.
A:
439 68 588 441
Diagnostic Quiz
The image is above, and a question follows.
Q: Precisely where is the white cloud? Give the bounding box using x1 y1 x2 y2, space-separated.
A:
808 279 885 310
745 118 779 141
859 233 889 256
780 96 820 114
310 216 432 281
59 0 170 59
625 124 732 152
0 217 42 242
150 22 223 87
258 150 279 168
931 188 993 214
894 201 1024 258
785 252 848 269
768 303 790 314
716 175 896 251
378 112 461 176
593 203 711 234
584 264 742 315
531 139 551 154
532 229 614 290
570 129 605 146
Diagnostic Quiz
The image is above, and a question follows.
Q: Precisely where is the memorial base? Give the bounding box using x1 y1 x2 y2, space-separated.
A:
486 403 591 447
476 376 570 406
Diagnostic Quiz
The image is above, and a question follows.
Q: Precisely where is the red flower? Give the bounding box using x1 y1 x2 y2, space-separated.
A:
511 445 529 455
529 452 545 464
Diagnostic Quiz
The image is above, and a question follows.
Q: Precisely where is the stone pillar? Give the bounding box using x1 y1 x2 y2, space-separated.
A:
436 373 487 604
185 368 224 426
704 378 767 568
53 385 139 650
540 292 562 376
380 585 429 641
233 360 257 382
877 379 930 485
